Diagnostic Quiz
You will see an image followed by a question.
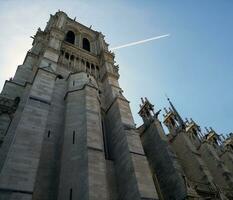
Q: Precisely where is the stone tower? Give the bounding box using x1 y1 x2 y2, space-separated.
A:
0 11 158 200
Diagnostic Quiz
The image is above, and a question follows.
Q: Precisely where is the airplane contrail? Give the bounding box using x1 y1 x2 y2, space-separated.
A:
110 34 170 50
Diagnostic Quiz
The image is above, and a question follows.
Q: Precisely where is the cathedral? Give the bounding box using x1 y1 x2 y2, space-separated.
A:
0 11 232 200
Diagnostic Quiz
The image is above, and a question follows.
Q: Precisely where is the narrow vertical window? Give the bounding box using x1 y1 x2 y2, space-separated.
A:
86 62 90 73
102 120 112 160
48 130 51 138
69 188 72 200
73 131 75 144
73 80 75 86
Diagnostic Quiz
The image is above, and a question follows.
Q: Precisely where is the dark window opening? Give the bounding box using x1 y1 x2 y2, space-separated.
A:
73 81 75 86
61 50 64 55
73 131 75 144
230 144 233 150
170 118 176 127
70 55 74 61
86 62 90 68
102 120 112 160
192 128 197 136
56 74 64 80
213 137 218 145
83 38 90 52
91 64 95 74
86 62 90 73
48 130 51 138
69 188 72 200
65 31 75 44
96 66 100 79
65 53 70 59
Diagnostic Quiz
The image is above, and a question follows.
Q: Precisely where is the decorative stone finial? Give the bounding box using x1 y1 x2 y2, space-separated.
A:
141 97 145 104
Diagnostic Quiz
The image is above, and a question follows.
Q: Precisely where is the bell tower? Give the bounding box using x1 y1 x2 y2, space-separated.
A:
0 11 159 200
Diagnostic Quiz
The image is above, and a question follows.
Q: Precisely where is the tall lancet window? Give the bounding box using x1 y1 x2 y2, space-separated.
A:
65 31 75 44
83 38 90 51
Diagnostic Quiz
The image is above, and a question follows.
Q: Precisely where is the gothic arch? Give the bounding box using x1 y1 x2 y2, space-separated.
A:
65 31 75 44
82 38 90 52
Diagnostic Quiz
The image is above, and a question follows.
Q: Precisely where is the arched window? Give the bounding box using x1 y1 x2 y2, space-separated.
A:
65 31 75 44
83 38 90 51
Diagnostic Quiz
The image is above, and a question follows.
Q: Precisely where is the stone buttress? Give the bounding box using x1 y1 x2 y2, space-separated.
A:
163 99 225 199
138 98 197 200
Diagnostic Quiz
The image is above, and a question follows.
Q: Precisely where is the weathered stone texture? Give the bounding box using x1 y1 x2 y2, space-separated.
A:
0 69 56 195
1 10 232 200
140 120 188 200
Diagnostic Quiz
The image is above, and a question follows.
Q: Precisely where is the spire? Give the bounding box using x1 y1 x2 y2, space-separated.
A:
167 97 185 129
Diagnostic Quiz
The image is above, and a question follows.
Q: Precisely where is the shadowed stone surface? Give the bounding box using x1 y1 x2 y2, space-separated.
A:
0 10 232 200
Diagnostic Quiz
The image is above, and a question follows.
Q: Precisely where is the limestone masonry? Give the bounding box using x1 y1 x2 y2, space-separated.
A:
0 11 232 200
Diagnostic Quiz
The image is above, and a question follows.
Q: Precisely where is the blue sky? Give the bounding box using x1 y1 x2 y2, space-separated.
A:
0 0 232 135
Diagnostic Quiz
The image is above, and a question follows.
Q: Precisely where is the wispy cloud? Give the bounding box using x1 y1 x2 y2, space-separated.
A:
110 34 170 50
